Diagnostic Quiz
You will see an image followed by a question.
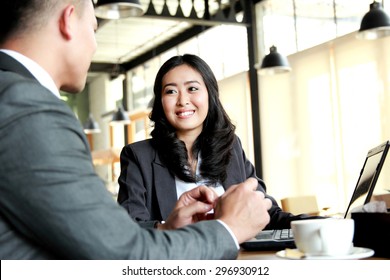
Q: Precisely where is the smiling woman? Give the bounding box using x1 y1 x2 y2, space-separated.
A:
117 54 308 231
148 54 235 185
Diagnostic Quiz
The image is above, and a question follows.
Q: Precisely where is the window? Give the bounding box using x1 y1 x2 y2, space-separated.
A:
260 33 390 213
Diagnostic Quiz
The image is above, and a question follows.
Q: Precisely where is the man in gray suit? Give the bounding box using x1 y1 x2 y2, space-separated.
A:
0 0 272 259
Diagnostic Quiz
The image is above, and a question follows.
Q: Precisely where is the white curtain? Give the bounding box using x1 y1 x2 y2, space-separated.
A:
259 32 390 214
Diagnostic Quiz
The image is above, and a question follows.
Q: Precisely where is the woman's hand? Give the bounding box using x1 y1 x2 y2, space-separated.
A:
157 185 218 230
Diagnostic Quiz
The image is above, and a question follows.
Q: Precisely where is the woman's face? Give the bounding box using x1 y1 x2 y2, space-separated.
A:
161 64 209 140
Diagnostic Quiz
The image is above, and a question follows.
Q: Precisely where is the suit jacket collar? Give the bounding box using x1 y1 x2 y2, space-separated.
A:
0 51 36 80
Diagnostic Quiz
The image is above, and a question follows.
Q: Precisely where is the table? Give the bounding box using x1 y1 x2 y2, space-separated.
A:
238 249 280 260
237 248 389 260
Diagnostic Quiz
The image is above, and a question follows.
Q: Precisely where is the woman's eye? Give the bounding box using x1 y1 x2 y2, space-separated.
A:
189 86 198 92
165 89 176 94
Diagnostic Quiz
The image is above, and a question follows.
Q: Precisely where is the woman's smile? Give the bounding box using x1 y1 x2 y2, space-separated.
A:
176 110 195 118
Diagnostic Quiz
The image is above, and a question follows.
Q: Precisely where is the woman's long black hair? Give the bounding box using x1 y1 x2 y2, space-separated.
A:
150 54 236 185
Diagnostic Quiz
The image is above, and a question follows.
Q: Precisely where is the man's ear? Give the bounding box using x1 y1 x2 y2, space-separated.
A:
59 5 75 40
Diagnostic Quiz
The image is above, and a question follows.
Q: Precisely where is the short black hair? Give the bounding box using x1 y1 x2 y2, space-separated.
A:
0 0 86 45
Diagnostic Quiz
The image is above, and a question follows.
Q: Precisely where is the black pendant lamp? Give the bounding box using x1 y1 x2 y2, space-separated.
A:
110 105 131 125
83 113 101 134
357 1 390 40
258 45 291 75
95 0 144 19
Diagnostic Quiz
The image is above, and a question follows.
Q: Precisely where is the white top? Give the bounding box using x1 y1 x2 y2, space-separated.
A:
0 49 60 98
175 154 225 199
174 154 239 249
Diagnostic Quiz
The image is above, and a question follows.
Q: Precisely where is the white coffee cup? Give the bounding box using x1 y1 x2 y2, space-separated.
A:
291 218 354 256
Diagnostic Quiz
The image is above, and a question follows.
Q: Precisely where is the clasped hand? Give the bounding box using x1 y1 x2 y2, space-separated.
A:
157 185 217 230
158 178 272 244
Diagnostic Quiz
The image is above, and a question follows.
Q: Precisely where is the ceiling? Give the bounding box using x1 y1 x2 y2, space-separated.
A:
90 0 374 77
90 0 252 76
93 17 191 64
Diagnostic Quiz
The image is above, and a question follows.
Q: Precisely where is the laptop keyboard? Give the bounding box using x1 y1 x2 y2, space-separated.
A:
274 229 294 240
255 229 293 240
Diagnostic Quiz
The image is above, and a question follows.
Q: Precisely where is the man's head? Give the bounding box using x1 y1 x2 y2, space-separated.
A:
0 0 98 93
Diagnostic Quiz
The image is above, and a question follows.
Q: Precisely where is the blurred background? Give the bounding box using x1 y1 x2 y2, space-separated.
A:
62 0 390 215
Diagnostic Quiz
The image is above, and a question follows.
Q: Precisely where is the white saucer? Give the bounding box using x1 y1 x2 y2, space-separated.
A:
276 247 375 260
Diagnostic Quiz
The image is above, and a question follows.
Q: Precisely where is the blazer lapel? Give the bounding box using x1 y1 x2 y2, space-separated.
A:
152 154 178 220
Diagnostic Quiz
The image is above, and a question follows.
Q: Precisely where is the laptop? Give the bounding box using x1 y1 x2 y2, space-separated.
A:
343 140 389 218
241 140 390 251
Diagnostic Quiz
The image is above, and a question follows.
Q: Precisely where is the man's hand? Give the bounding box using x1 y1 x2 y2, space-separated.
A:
157 185 218 230
214 178 272 244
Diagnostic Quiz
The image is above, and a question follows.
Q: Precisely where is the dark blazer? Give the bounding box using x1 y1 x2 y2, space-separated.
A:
118 137 299 230
0 52 238 260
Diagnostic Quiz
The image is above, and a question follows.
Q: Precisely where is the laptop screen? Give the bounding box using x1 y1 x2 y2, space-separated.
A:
344 141 389 218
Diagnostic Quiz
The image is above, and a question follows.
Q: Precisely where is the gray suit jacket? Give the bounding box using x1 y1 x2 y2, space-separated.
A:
118 138 297 230
0 52 238 259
